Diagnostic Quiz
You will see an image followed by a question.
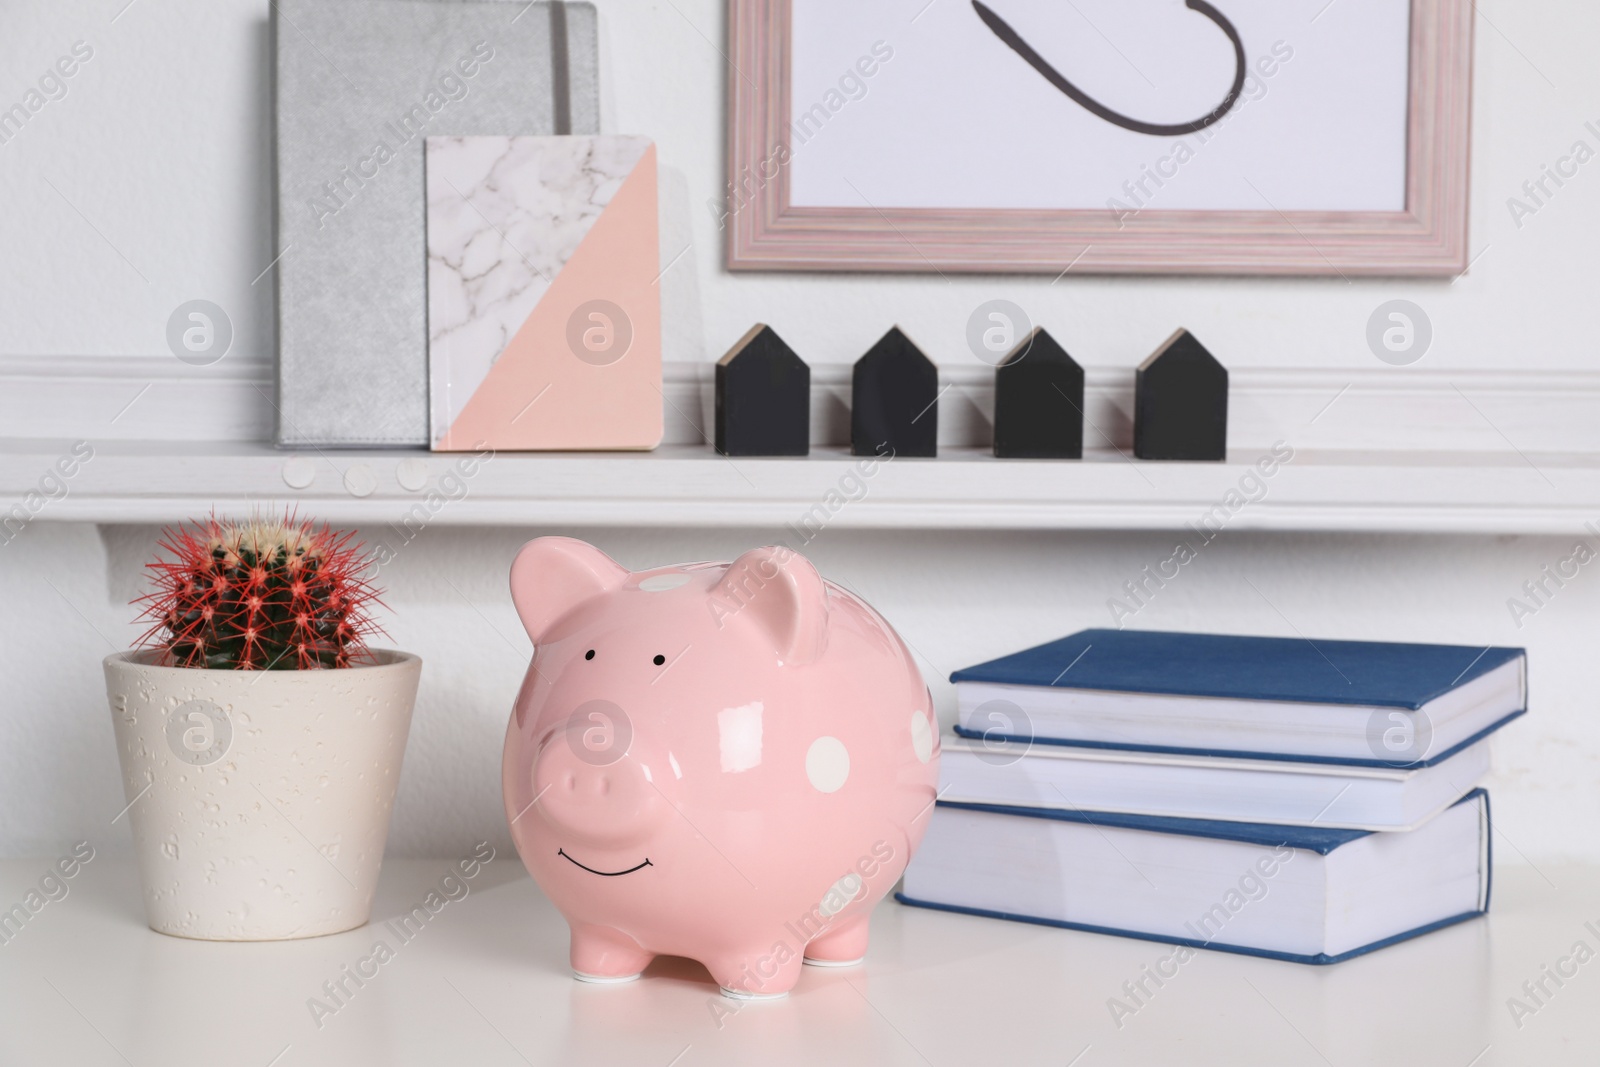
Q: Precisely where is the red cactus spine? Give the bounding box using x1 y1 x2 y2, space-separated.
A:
135 515 383 670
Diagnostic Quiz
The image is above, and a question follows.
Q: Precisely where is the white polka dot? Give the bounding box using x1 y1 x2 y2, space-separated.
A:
806 736 849 793
280 456 315 490
910 711 934 764
818 873 864 918
638 572 692 592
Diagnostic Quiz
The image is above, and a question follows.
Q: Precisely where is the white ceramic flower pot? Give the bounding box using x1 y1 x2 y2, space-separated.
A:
104 650 421 940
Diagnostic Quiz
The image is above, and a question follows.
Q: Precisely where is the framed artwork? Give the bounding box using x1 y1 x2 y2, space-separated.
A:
725 0 1472 275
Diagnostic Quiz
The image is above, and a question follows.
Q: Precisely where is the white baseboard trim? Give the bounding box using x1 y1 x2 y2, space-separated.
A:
3 355 1599 458
0 355 275 443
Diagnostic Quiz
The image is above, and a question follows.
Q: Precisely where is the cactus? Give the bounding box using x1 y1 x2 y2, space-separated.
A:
135 515 382 670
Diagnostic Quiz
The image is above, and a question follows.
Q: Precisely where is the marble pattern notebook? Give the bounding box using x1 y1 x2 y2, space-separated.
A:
273 0 598 448
425 134 661 450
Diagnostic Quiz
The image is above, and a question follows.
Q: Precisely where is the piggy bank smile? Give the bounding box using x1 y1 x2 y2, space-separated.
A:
502 538 939 999
553 851 646 876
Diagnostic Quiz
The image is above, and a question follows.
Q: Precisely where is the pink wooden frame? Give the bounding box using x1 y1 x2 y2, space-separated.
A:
726 0 1472 276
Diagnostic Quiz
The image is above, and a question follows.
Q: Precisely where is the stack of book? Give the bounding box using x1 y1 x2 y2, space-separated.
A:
898 629 1526 964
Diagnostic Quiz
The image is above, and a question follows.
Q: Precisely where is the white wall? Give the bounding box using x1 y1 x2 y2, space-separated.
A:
4 522 1594 867
2 1 1597 863
4 0 1599 371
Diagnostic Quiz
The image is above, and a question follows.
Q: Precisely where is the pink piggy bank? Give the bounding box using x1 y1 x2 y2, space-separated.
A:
502 537 939 998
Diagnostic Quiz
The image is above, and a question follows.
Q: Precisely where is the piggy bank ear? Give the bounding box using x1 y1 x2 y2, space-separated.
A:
713 547 828 665
510 537 629 642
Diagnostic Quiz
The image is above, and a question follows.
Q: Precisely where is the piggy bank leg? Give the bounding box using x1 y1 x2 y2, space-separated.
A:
709 950 806 1000
802 915 870 967
569 924 654 984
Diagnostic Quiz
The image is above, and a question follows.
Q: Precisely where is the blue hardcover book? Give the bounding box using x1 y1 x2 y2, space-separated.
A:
897 790 1492 965
950 629 1526 767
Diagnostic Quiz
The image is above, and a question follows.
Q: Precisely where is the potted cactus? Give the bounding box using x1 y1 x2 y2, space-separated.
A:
104 515 420 940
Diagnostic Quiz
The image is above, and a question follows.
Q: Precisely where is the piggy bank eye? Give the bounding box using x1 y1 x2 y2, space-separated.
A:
584 649 595 661
652 654 666 666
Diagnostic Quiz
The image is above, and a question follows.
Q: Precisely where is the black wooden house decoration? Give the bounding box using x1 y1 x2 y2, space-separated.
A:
1133 328 1228 461
851 326 938 457
714 324 810 456
992 327 1084 459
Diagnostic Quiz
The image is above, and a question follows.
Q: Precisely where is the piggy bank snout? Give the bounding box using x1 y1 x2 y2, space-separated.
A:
532 728 668 849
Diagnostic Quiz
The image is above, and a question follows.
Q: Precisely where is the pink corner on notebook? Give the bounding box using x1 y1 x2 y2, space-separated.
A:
426 135 662 451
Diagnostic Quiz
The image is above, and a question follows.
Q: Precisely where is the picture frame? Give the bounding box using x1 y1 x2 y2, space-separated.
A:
725 0 1472 276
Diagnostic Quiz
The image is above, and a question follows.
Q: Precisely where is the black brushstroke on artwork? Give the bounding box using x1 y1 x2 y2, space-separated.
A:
972 0 1246 137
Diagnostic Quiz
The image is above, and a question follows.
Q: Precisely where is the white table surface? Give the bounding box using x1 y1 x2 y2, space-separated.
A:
2 857 1594 1066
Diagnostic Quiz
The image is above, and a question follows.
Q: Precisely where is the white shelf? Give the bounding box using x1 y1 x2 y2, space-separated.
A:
1 857 1593 1065
3 438 1598 533
8 357 1600 533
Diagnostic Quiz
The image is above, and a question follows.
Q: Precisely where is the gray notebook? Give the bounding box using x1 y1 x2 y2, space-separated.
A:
273 0 599 447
